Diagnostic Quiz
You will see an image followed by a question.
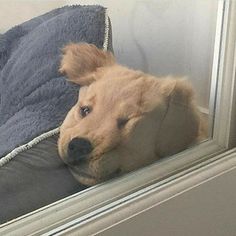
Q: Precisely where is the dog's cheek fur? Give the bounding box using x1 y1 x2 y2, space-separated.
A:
89 124 123 158
93 151 121 178
68 151 121 186
118 112 166 172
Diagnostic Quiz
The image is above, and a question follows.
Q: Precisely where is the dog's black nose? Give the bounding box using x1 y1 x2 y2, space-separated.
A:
67 138 93 162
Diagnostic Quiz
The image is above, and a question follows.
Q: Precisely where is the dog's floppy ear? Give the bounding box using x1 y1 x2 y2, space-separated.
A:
141 77 201 156
141 77 177 113
59 43 115 86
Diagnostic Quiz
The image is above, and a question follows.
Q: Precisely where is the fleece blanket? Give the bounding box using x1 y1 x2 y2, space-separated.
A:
0 5 112 158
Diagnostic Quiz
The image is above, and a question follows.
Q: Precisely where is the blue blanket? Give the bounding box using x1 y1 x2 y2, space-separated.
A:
0 5 111 157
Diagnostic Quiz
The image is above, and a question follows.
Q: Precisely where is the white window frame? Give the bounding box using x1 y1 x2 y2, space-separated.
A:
1 0 236 235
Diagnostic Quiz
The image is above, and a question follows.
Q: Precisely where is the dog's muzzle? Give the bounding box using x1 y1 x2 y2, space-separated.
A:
67 137 93 164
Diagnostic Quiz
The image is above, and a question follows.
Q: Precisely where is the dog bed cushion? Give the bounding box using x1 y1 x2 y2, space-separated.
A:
0 5 113 223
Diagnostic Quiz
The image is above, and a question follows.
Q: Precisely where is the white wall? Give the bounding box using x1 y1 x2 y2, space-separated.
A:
0 0 218 108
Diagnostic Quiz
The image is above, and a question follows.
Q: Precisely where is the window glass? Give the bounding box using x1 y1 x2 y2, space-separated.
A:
0 0 224 225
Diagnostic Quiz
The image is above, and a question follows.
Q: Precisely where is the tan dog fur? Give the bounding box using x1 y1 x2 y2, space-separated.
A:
58 43 203 186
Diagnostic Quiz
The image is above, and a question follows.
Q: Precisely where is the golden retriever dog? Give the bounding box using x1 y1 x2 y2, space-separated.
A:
58 43 204 186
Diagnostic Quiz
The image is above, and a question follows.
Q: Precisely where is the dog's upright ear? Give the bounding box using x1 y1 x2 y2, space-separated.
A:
141 77 201 156
59 43 115 86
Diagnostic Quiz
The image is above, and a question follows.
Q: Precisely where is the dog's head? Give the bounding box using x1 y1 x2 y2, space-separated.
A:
58 43 201 186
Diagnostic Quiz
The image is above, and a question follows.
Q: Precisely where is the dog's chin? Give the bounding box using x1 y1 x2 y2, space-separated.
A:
68 164 122 186
69 167 100 186
60 150 122 186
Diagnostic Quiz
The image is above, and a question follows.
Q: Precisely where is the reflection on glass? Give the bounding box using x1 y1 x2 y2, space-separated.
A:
0 0 220 224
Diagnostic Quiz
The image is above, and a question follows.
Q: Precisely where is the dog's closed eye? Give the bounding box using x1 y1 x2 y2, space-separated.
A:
80 106 91 118
117 118 129 129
